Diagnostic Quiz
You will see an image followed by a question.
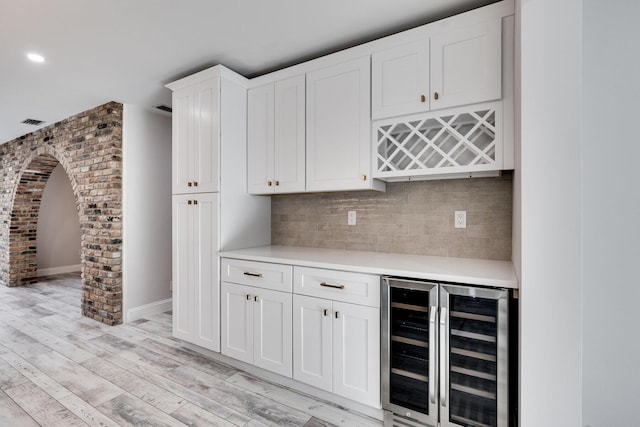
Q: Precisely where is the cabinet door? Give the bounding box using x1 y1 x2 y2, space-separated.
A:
171 79 220 194
306 57 372 192
333 301 381 408
172 88 194 195
248 84 275 194
293 295 332 391
274 75 305 193
193 193 220 351
172 194 195 341
221 282 253 364
430 19 502 110
253 288 293 377
372 39 430 119
172 193 220 351
192 78 220 193
172 194 220 351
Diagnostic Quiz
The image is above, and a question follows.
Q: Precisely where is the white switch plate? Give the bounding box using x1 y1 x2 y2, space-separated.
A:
454 211 467 229
348 210 357 226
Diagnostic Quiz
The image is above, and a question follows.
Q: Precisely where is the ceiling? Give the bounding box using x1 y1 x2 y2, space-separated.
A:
0 0 498 144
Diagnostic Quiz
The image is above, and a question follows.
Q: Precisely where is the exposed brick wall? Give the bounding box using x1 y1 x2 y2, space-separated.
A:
0 102 123 325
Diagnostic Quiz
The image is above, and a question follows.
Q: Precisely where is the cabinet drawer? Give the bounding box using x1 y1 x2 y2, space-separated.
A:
222 259 292 292
294 267 380 308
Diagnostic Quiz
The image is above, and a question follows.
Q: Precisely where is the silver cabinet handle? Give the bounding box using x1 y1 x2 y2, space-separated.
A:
320 282 345 289
335 311 340 319
440 307 448 408
323 309 328 317
429 306 437 404
245 294 251 301
243 272 262 278
254 295 260 302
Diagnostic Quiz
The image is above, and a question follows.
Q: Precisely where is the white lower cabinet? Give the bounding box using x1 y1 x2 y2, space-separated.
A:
220 282 253 363
172 193 219 352
293 295 332 391
293 268 381 408
332 301 380 408
220 258 381 409
221 281 293 377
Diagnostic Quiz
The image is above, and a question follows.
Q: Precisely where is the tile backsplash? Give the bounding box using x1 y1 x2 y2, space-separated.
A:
271 174 513 260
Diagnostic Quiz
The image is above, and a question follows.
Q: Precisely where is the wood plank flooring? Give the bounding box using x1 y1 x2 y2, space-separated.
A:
0 273 382 426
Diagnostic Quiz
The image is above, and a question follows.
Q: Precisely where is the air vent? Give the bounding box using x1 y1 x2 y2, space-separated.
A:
155 104 172 113
21 118 45 126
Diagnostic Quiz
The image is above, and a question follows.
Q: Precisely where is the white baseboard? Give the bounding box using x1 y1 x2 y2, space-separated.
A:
37 264 81 277
126 298 172 323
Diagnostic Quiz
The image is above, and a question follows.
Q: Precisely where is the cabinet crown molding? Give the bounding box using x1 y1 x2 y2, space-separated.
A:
248 0 514 88
167 64 249 91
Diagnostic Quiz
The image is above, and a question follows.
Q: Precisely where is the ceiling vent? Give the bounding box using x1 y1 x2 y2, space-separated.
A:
21 118 45 126
155 104 172 113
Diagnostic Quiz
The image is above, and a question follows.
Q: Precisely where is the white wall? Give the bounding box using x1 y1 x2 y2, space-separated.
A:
582 2 640 426
122 105 172 322
36 164 81 275
518 0 583 425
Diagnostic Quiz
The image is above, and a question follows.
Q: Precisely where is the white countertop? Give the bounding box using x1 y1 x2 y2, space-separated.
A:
219 245 518 289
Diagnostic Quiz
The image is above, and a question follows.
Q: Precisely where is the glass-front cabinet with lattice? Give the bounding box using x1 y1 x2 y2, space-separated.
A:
373 102 504 180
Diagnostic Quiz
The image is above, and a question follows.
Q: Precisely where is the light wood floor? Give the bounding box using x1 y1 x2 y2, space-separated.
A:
0 273 382 427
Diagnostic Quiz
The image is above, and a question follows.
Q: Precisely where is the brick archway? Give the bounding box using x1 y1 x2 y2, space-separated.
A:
0 102 123 325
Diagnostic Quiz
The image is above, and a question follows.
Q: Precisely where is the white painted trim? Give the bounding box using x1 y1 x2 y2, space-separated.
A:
166 65 248 91
125 298 172 323
37 264 81 277
249 0 515 88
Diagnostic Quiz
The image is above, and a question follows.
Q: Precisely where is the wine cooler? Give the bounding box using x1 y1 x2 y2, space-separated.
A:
382 277 512 427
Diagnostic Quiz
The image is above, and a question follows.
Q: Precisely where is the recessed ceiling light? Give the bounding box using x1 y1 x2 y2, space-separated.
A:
27 53 45 63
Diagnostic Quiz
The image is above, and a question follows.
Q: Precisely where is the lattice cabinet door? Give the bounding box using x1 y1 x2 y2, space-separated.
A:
373 101 504 180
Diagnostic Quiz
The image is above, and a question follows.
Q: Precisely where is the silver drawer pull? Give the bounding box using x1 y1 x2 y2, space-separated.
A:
243 272 263 278
320 282 345 290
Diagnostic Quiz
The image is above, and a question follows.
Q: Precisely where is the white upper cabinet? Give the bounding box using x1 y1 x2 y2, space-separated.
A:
372 18 502 119
371 39 430 120
248 75 305 195
247 84 274 194
172 78 220 194
430 19 502 110
306 57 384 193
274 76 306 193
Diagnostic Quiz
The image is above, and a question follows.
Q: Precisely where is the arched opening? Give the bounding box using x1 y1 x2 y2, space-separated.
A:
9 154 69 285
36 164 82 279
1 101 123 326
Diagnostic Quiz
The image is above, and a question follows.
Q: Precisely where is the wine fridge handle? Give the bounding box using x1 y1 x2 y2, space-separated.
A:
440 307 448 408
429 307 437 404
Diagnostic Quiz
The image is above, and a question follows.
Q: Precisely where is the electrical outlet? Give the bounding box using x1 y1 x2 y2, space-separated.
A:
454 211 467 229
348 210 357 226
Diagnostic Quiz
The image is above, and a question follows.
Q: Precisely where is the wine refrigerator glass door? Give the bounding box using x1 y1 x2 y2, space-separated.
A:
382 277 439 426
440 284 509 427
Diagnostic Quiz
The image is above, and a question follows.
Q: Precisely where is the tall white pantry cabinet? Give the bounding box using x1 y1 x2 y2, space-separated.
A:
167 66 270 352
